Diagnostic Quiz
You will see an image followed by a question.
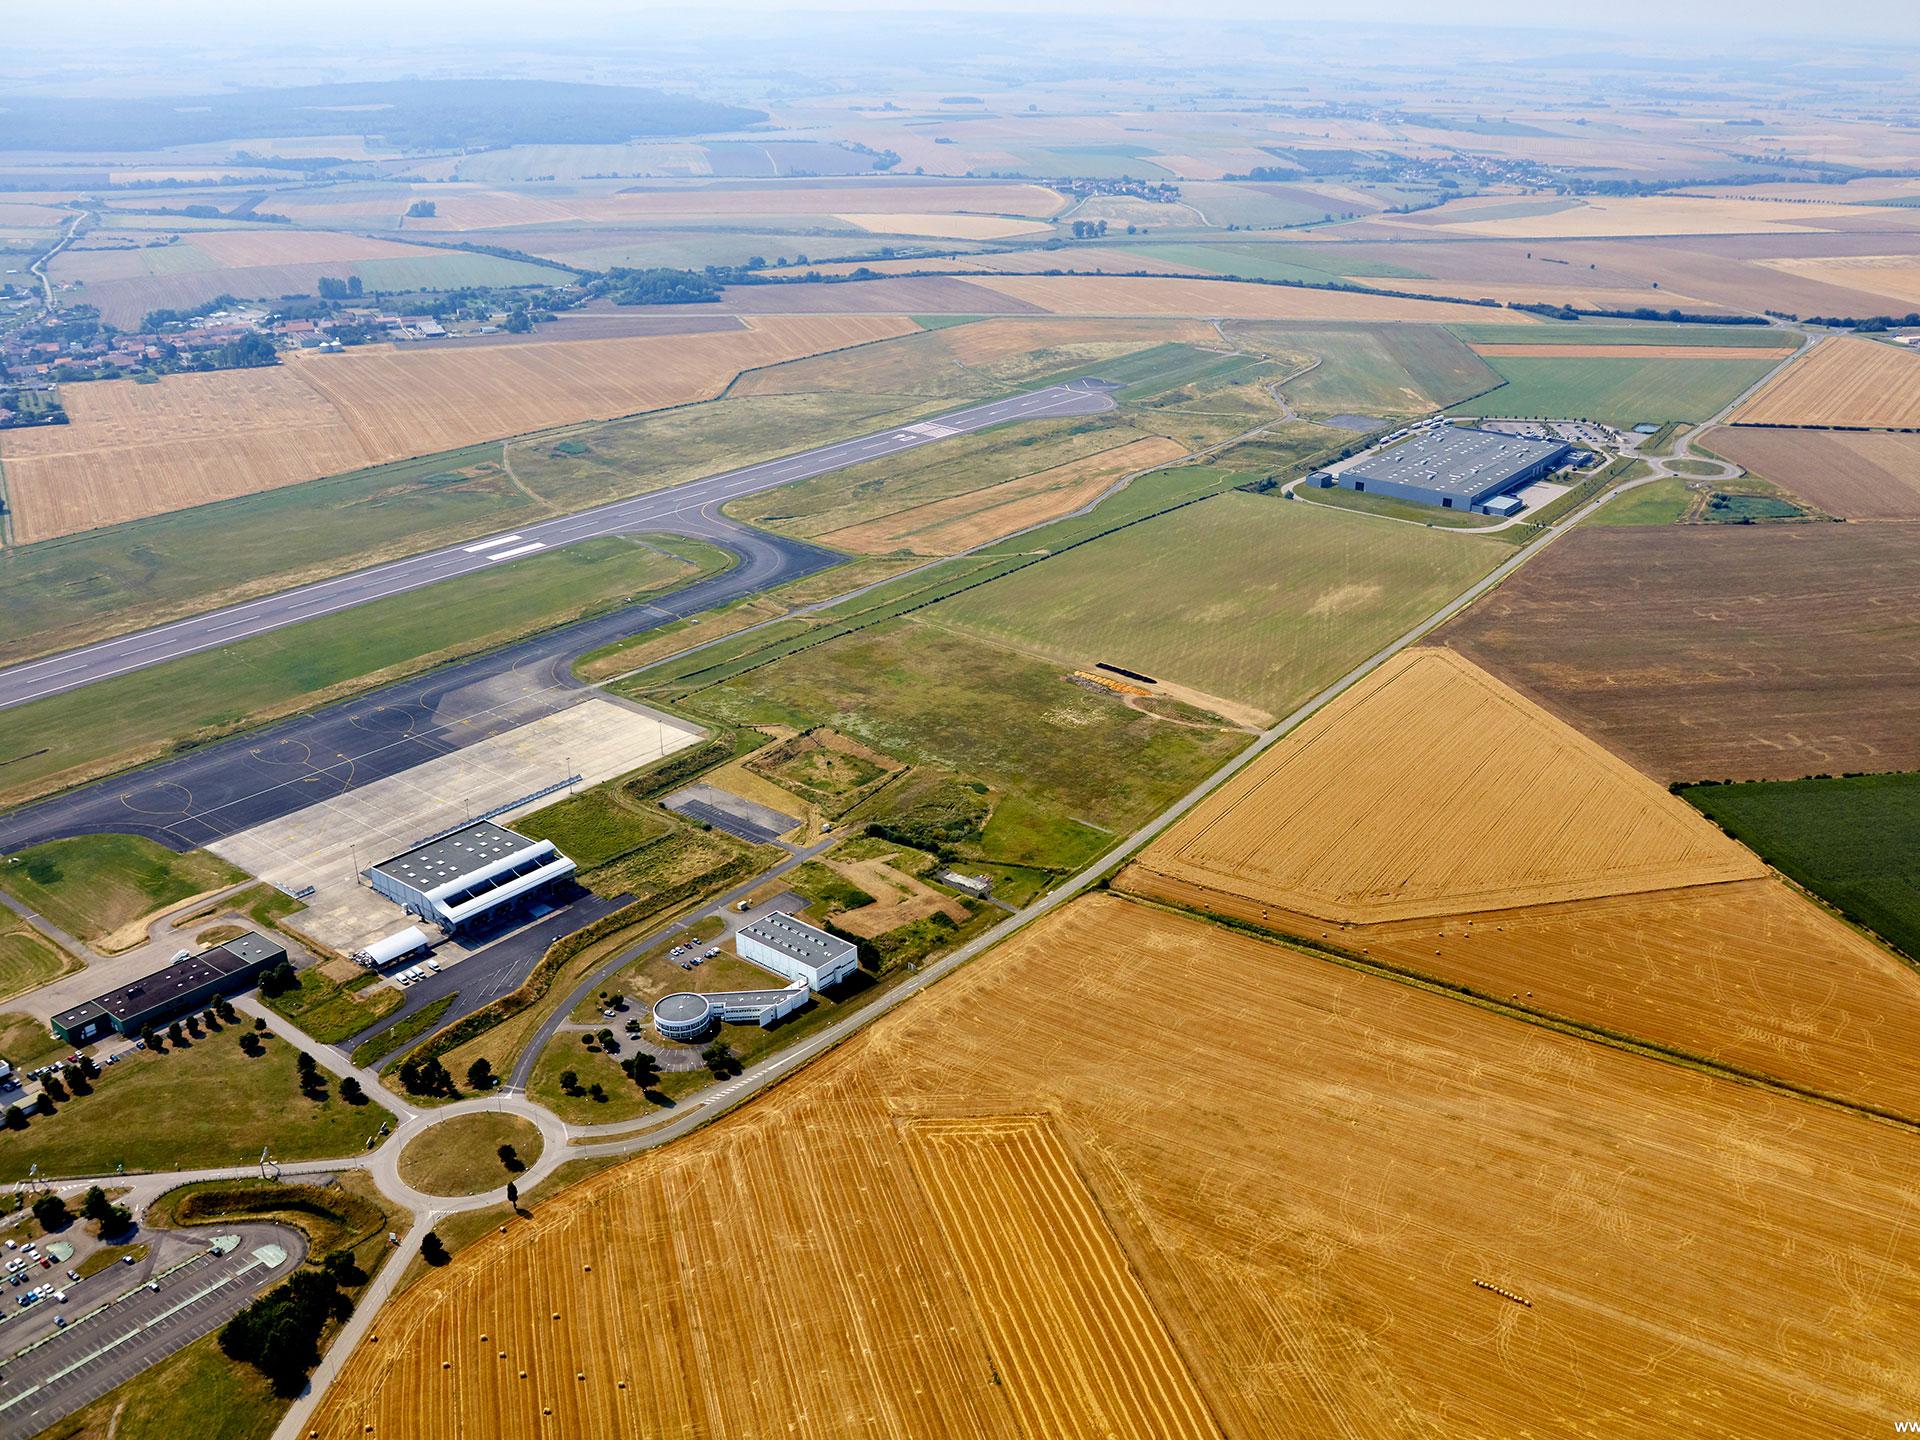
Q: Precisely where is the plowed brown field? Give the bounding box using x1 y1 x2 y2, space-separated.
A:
311 895 1920 1440
0 315 916 540
967 274 1538 323
1438 525 1920 781
819 435 1188 554
1705 426 1920 518
1129 648 1760 924
1731 335 1920 428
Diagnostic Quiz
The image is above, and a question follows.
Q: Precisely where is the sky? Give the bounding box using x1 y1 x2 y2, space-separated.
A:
31 0 1920 46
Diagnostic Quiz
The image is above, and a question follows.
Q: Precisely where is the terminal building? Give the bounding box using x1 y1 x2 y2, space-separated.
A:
651 914 857 1044
1322 425 1573 517
735 913 858 991
368 821 576 934
52 932 286 1045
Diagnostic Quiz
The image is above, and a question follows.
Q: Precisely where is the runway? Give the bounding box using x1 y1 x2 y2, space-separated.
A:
0 381 1117 857
0 379 1119 713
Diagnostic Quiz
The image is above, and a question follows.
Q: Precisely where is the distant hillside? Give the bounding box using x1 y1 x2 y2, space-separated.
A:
1 80 765 152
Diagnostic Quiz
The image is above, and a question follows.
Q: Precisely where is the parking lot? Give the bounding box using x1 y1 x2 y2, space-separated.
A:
0 1226 303 1440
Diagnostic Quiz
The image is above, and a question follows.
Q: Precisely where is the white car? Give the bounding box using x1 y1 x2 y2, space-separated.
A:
425 959 441 972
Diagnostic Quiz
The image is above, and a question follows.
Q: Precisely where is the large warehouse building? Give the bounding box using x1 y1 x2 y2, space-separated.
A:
368 821 576 934
1327 425 1573 516
52 932 286 1044
736 913 858 991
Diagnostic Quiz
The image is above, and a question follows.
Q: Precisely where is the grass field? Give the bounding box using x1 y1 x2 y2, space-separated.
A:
0 316 918 541
0 834 244 948
931 492 1505 717
964 273 1538 323
266 962 404 1045
1731 336 1920 428
0 1025 393 1180
670 619 1249 870
309 893 1920 1440
1128 648 1762 923
397 1113 543 1197
1683 771 1920 962
1449 354 1783 425
0 534 726 812
1447 322 1798 349
1226 321 1499 415
1590 475 1695 524
1438 524 1920 782
0 916 80 1003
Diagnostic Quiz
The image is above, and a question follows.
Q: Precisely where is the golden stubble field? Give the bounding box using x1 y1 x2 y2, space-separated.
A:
1730 334 1920 428
311 893 1920 1440
0 315 917 541
1129 647 1763 924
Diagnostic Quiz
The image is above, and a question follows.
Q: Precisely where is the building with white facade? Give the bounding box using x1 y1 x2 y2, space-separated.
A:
368 821 575 934
735 913 858 991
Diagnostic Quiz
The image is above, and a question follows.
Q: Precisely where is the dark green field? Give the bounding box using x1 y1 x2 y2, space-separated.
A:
1228 322 1499 416
1682 771 1920 962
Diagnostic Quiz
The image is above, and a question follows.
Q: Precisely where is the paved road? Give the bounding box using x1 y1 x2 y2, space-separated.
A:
0 380 1118 713
0 1223 304 1440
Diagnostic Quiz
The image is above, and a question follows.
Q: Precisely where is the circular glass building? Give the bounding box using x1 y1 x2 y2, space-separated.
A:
652 991 717 1042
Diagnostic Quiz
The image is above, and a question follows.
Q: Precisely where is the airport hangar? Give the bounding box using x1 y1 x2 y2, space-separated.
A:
367 820 576 936
1314 425 1573 516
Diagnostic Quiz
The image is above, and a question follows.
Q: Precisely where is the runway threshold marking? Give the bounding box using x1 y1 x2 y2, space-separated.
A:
486 541 547 562
462 534 524 553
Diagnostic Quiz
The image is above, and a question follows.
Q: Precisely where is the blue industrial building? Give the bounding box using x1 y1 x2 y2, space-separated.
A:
1322 425 1573 516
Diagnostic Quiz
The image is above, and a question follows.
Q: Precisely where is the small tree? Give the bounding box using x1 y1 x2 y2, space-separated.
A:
420 1231 449 1266
167 1021 186 1046
41 1073 67 1103
296 1052 317 1080
559 1068 581 1096
32 1194 70 1231
339 1076 366 1105
505 1180 519 1209
2 1105 24 1131
141 1027 162 1051
82 1186 114 1225
587 1083 607 1103
466 1057 494 1091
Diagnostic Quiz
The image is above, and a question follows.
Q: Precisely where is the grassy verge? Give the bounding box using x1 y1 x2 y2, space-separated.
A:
76 1240 148 1279
1292 484 1513 531
0 1023 394 1180
0 534 728 814
0 1010 63 1068
35 1330 281 1440
0 834 244 948
1682 771 1920 963
1591 475 1694 525
396 1112 542 1197
351 994 454 1068
266 963 403 1045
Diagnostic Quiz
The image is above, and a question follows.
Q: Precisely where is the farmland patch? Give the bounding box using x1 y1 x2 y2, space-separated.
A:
1438 524 1920 781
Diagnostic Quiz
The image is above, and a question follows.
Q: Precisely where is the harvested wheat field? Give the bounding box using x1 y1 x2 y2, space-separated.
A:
1705 426 1920 519
1403 193 1916 238
0 315 915 540
1128 648 1760 924
834 212 1052 239
1757 254 1920 308
311 893 1920 1440
403 182 1066 232
967 274 1537 323
1124 868 1920 1121
820 435 1188 554
1438 524 1920 782
1731 335 1920 429
1383 280 1719 311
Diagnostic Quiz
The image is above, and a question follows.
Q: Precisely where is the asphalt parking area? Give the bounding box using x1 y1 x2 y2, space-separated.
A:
0 1229 303 1440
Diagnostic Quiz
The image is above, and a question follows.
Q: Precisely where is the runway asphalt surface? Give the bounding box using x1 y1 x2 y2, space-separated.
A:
0 380 1117 858
0 380 1119 713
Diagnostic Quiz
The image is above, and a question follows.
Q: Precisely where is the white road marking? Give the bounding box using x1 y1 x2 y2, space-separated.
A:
461 534 524 553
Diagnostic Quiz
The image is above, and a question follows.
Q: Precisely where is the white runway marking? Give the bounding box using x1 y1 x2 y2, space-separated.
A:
462 534 524 553
485 542 546 561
